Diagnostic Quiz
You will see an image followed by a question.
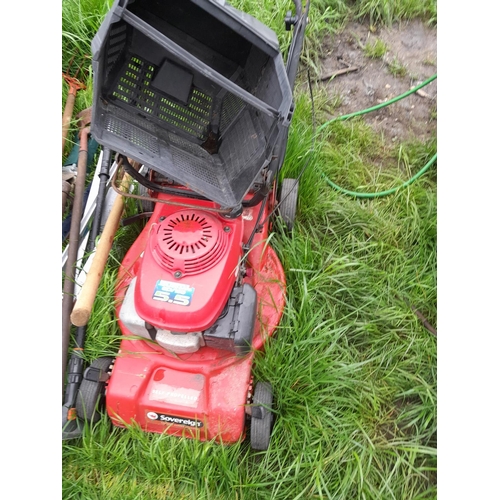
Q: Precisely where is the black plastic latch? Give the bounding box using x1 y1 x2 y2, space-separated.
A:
83 366 110 383
222 204 243 219
285 11 298 31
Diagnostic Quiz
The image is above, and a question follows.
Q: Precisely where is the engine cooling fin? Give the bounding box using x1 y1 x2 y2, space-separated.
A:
151 210 228 275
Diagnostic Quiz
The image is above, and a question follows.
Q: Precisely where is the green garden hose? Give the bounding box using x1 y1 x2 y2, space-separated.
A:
319 74 437 198
322 152 437 199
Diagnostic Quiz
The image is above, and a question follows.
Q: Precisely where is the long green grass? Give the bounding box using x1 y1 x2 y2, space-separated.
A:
62 0 437 498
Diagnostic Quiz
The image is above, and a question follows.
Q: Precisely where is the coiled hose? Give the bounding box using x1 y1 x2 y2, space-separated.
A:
319 74 437 198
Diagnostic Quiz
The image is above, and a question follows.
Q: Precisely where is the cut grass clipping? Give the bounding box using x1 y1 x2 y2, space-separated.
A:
62 0 437 498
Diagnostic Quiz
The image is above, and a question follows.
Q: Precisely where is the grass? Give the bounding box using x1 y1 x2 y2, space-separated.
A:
364 38 388 58
387 57 409 78
62 0 437 498
353 0 437 26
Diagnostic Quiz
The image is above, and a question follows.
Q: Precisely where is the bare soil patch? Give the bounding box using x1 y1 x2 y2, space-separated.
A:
318 19 437 143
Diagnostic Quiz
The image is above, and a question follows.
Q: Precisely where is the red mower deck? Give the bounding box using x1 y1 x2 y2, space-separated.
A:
108 192 285 443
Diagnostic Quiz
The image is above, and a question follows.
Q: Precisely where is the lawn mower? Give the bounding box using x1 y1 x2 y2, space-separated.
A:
68 0 309 450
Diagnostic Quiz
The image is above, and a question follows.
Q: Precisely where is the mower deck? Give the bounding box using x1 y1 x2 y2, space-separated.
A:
107 191 285 443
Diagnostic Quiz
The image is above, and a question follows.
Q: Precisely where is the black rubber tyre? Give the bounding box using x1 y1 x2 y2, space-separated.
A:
75 357 113 424
278 178 299 231
250 382 274 451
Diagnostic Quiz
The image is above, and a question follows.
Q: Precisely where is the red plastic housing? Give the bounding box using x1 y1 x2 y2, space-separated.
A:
135 208 243 332
106 191 286 444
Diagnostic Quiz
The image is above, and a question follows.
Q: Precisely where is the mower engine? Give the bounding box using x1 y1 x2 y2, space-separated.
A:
120 205 256 355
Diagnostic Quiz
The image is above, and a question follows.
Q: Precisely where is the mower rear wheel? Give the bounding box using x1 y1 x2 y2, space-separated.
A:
250 382 274 451
278 178 299 231
75 357 113 424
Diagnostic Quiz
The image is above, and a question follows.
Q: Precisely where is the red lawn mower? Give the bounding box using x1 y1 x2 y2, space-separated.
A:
66 0 309 450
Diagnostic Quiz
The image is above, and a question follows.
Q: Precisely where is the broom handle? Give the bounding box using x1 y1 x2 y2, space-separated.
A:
70 171 133 327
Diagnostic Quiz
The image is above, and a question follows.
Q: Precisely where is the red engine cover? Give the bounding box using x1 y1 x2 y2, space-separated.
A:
134 209 243 332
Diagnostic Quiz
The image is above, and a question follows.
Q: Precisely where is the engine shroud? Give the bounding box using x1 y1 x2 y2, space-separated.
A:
134 208 243 332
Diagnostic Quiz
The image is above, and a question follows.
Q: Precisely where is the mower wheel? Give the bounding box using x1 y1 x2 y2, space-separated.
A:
278 178 298 231
75 357 113 424
250 382 274 451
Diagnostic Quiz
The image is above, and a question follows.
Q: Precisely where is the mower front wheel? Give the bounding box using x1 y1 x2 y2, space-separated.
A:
75 357 113 424
278 178 299 231
250 381 274 451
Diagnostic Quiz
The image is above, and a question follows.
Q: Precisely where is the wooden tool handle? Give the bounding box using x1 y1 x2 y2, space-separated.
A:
70 172 132 327
62 90 76 156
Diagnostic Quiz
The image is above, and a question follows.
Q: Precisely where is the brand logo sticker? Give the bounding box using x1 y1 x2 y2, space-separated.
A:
150 384 201 408
152 280 194 306
146 411 203 428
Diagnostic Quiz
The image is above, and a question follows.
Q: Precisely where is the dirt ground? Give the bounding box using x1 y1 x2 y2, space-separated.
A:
317 19 437 143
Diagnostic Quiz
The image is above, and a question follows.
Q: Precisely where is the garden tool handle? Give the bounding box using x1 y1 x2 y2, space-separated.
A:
62 87 77 156
70 171 133 327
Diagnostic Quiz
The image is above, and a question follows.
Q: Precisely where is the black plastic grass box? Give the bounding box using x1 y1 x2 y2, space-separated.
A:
90 0 294 208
